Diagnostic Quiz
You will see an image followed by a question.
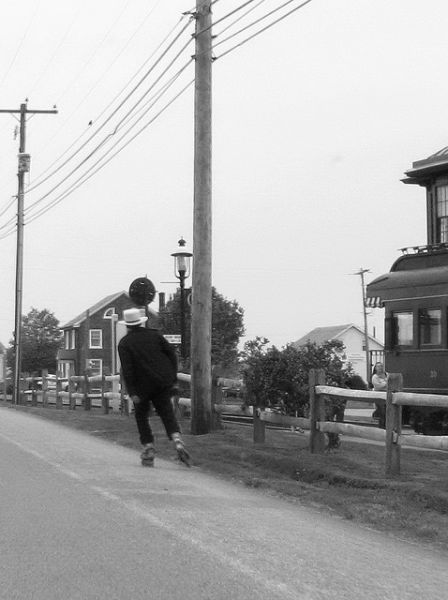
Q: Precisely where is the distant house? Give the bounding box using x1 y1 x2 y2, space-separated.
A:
57 291 138 378
292 324 384 381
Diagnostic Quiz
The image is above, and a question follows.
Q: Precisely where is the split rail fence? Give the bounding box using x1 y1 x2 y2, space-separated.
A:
11 368 448 477
18 372 124 414
178 369 448 477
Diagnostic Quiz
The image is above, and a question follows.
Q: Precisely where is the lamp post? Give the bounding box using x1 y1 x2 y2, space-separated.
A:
171 238 192 362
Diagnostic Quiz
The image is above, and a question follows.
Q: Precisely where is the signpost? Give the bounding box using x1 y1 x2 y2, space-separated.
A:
163 334 182 345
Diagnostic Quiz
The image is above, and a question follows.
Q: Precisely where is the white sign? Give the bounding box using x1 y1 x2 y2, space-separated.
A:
163 334 181 345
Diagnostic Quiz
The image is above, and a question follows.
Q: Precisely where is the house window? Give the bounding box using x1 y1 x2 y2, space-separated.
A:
87 359 102 376
64 330 76 349
392 311 413 347
89 329 103 349
436 185 448 242
103 307 115 318
419 309 442 346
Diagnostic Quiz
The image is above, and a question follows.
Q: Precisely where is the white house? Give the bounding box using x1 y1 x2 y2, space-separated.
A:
292 324 384 383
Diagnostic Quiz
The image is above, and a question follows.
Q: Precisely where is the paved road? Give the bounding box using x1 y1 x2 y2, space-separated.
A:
0 407 447 600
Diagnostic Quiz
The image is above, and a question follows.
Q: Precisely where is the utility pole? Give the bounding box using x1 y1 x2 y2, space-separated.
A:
0 102 57 404
354 267 371 383
191 0 212 434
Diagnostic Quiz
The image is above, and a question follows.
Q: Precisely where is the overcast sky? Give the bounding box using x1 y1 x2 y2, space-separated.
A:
0 0 445 351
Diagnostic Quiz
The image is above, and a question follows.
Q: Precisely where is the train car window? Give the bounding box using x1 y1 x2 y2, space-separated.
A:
436 185 448 242
392 311 413 347
418 308 442 346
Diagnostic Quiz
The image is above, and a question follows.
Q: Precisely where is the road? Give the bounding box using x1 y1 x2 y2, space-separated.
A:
0 407 447 600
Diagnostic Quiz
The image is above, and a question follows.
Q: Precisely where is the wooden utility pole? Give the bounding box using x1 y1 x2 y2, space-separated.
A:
191 0 212 434
355 267 371 383
0 102 57 404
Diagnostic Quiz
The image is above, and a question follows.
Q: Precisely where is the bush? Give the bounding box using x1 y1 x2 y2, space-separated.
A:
241 338 356 416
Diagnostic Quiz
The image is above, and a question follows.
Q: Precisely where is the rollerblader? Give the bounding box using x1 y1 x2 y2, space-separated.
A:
118 308 190 467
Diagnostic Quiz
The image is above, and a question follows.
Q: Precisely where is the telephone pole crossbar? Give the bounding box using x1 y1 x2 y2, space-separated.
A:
0 102 57 404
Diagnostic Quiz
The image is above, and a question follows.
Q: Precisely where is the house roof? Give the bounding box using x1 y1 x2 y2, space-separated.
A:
61 291 128 329
403 145 448 182
292 324 381 348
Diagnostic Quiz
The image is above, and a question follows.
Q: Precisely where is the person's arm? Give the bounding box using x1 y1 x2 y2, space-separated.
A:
118 342 138 397
372 374 387 390
159 335 178 374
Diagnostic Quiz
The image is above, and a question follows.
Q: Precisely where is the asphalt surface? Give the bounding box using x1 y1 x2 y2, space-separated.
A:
0 406 447 600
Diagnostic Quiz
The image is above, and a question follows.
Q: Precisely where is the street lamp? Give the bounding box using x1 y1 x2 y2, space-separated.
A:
171 238 192 362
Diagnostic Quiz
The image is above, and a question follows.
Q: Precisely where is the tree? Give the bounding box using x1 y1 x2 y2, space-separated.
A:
240 338 356 417
7 308 63 375
160 287 245 371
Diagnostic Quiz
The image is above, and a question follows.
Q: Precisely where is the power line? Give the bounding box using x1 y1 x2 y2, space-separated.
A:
196 0 259 35
53 0 136 106
27 4 83 97
24 46 194 216
25 79 194 226
0 196 16 219
215 0 269 36
0 1 42 89
25 64 193 222
31 0 166 160
213 0 313 59
0 0 315 237
25 16 194 196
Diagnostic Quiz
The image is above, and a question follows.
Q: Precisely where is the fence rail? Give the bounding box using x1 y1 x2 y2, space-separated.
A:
8 368 448 478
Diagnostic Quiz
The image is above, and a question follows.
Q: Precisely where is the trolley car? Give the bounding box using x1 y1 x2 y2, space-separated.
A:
366 147 448 434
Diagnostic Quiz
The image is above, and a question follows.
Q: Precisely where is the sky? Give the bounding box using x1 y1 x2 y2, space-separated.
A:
0 0 446 352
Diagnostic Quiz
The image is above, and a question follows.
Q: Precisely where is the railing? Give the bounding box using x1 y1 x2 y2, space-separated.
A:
308 369 448 477
14 369 447 478
19 372 124 414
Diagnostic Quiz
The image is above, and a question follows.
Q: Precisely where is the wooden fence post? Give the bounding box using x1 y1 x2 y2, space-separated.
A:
84 374 91 410
68 376 76 410
55 373 62 409
42 369 49 407
211 374 223 431
101 375 109 414
31 376 38 406
309 368 326 453
385 373 403 477
253 404 266 444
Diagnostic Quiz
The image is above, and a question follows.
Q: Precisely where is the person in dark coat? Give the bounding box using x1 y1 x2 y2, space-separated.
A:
118 308 190 466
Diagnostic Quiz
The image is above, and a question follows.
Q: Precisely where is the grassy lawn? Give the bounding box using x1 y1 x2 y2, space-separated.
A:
2 400 448 553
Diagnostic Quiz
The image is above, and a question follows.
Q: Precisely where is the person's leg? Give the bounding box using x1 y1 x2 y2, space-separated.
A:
152 388 190 466
133 397 154 445
151 388 181 439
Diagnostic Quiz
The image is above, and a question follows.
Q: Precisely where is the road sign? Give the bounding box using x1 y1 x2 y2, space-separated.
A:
163 334 181 345
129 277 156 305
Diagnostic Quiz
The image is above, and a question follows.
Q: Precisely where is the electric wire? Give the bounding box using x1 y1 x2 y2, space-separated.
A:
213 0 313 59
25 63 194 220
25 45 194 216
25 17 194 196
27 4 83 98
25 79 194 226
28 8 185 190
216 0 268 37
0 0 42 89
0 1 312 237
54 0 136 106
196 0 259 35
0 196 16 219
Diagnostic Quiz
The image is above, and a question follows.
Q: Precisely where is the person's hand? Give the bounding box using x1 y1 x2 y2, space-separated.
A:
131 395 142 405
